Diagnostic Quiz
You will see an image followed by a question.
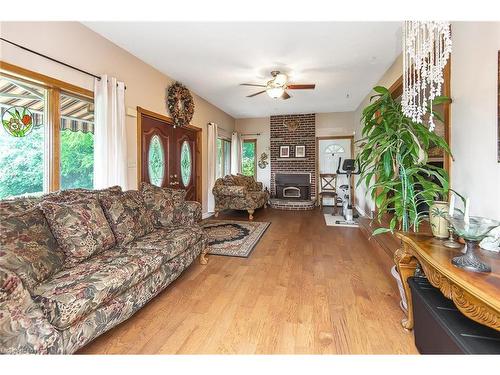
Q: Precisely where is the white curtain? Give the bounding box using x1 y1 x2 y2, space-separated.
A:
230 131 241 175
207 122 218 213
94 75 128 190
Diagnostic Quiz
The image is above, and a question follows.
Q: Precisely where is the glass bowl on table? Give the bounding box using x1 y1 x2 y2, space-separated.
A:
446 213 500 273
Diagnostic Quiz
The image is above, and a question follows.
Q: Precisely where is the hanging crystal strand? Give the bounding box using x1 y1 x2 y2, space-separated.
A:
401 21 451 132
428 22 435 131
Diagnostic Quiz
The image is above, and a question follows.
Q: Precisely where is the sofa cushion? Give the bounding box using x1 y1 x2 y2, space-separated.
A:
123 225 207 262
32 248 164 330
40 198 116 268
44 186 122 203
0 197 41 218
140 182 187 227
99 190 155 246
0 208 65 292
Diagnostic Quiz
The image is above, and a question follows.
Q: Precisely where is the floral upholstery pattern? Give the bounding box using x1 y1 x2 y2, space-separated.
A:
0 208 65 292
124 226 207 260
32 247 164 329
0 268 62 354
43 186 122 204
0 186 206 354
62 241 203 354
213 175 269 213
99 190 155 246
40 198 116 268
0 197 41 217
173 201 202 226
140 182 176 227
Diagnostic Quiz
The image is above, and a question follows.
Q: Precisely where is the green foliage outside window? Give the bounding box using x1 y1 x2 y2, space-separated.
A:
0 125 44 199
60 129 94 190
0 127 94 199
241 141 256 177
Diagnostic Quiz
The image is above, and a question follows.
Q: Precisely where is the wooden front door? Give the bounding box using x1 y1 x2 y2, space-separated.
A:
138 108 201 202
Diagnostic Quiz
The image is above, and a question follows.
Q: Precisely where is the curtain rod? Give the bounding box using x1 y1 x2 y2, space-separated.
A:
1 37 126 89
241 133 261 136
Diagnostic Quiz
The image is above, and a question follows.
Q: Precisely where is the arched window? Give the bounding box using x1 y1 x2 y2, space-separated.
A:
324 144 345 154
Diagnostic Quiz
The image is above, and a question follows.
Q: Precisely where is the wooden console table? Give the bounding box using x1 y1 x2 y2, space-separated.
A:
394 233 500 331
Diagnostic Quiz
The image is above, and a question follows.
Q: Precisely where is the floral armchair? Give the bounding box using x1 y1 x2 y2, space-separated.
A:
212 175 269 220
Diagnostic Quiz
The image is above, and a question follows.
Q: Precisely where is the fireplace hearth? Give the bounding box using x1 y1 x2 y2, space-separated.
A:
275 173 311 200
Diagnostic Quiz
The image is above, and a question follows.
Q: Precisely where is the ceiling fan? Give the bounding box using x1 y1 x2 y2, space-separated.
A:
240 71 315 100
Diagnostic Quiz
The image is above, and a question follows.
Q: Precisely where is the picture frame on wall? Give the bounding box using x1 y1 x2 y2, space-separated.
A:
295 145 306 158
280 145 290 158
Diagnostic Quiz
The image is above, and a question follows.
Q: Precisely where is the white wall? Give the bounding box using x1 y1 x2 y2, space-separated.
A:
450 22 500 220
0 21 235 214
316 112 355 137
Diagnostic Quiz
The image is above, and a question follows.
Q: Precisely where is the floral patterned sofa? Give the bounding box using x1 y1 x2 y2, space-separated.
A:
0 182 207 354
213 174 269 220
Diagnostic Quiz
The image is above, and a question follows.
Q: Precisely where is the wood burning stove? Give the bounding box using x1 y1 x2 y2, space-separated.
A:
275 173 311 200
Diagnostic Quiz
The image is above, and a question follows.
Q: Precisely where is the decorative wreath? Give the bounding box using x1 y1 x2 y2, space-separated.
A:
167 82 194 127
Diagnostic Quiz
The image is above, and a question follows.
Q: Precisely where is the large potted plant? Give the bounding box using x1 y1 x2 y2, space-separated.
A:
357 86 451 235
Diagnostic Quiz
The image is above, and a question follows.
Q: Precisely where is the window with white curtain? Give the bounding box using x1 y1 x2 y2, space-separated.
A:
0 68 94 199
216 137 231 178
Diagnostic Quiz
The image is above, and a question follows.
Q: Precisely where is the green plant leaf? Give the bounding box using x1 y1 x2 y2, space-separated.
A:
372 227 393 236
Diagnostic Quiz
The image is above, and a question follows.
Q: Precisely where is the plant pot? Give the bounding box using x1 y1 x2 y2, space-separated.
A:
429 201 449 239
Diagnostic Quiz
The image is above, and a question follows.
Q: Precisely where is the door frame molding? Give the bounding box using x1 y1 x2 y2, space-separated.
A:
136 106 202 204
315 135 355 207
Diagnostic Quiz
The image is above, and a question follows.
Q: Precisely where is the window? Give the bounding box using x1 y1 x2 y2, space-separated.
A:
216 138 231 178
0 76 47 199
324 144 345 155
0 65 94 199
60 92 94 190
241 139 257 177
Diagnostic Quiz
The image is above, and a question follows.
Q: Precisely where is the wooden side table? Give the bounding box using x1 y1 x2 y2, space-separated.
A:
394 233 500 331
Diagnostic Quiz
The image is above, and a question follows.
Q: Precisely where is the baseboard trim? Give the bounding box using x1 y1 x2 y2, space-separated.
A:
202 212 213 220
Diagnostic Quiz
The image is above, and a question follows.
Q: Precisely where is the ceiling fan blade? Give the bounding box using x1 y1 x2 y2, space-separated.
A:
240 83 266 87
281 91 291 100
287 84 316 90
247 90 266 98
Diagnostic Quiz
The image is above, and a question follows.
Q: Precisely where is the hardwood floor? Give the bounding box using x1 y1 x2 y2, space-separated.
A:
79 207 417 354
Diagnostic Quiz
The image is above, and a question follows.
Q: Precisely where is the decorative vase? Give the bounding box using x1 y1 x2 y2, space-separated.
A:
446 214 500 273
429 201 449 239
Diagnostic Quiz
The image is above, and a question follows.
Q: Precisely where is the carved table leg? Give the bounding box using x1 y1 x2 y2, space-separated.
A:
394 246 418 331
200 247 208 265
214 210 219 218
248 209 254 220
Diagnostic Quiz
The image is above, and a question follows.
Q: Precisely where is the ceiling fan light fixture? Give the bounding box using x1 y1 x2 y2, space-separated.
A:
273 73 288 86
266 85 285 99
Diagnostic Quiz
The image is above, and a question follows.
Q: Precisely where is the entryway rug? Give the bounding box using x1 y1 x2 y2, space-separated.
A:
323 214 360 228
202 220 271 258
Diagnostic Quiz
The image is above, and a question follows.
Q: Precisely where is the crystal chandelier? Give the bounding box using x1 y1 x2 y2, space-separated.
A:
402 21 452 131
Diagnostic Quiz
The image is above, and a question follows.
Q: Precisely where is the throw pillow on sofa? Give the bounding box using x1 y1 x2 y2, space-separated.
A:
0 207 65 291
40 198 116 268
140 182 186 227
42 185 122 204
99 190 155 245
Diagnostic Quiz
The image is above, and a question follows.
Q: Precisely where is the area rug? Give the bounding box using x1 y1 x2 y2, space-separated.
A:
323 214 359 228
202 220 271 258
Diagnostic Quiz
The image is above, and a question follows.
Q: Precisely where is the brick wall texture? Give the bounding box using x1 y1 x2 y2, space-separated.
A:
270 114 316 198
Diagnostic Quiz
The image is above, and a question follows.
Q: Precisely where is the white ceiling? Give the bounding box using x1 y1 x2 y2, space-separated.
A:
84 22 402 118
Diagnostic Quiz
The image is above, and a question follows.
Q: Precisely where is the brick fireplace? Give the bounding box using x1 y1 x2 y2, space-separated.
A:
270 114 316 200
